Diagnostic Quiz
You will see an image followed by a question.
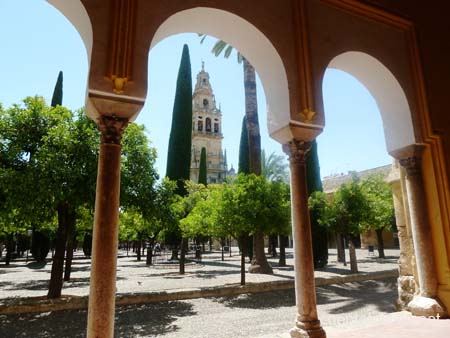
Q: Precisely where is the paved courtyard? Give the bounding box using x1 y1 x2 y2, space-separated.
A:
1 248 448 338
0 278 399 338
0 248 399 300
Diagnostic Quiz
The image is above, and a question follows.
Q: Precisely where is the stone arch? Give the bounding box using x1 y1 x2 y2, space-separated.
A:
326 51 416 154
46 0 93 62
150 7 290 136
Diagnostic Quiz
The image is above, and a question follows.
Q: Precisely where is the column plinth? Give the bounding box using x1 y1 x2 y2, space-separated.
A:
87 116 129 338
399 149 447 318
283 140 326 338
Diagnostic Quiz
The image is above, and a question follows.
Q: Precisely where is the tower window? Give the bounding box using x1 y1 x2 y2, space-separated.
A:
203 99 209 108
198 120 203 132
206 118 211 132
214 123 219 133
202 78 206 85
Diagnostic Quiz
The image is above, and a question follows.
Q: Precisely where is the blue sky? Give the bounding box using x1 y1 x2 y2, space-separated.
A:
0 1 392 179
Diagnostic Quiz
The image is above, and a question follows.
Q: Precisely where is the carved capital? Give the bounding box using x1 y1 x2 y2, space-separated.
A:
98 115 129 145
399 156 422 177
283 140 312 164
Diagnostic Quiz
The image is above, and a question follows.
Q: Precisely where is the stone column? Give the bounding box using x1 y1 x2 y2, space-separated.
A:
283 140 326 338
399 146 446 317
389 162 416 309
87 115 128 338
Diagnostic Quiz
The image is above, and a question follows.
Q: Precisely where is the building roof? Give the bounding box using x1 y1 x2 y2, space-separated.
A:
322 164 392 193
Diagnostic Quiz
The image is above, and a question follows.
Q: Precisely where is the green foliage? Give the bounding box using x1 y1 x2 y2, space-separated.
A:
121 123 159 218
261 149 289 183
306 139 328 268
238 116 249 174
180 174 291 241
166 44 193 196
82 233 92 257
198 147 207 185
359 173 395 232
31 231 51 262
311 174 370 237
51 71 63 107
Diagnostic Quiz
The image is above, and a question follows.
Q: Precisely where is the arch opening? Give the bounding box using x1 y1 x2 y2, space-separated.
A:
46 0 93 63
326 51 416 154
150 7 290 137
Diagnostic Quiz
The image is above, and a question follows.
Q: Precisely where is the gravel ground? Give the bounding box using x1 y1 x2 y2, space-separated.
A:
0 248 400 300
0 278 398 338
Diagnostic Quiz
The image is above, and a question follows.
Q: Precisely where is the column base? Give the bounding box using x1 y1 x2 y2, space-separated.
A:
290 320 326 338
408 295 447 318
396 275 416 310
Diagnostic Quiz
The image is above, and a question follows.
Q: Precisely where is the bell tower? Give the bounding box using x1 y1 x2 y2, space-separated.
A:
190 63 227 184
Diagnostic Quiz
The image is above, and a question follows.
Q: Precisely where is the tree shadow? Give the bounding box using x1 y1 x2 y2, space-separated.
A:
315 278 397 314
26 261 48 269
213 289 296 309
213 278 397 314
0 301 196 338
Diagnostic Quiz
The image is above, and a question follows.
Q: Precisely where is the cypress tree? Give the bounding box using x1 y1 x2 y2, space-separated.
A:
306 139 328 268
198 147 207 185
51 71 63 107
166 44 193 196
237 115 253 283
238 116 250 174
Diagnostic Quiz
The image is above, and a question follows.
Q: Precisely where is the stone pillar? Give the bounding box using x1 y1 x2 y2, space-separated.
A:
283 140 326 338
399 146 446 317
389 162 416 309
87 115 128 338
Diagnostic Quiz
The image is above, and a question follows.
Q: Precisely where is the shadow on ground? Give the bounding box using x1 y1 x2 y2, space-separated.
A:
0 301 196 338
316 278 397 314
213 278 397 314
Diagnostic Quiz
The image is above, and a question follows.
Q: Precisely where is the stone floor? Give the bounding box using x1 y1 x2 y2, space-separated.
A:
0 248 400 300
1 278 448 338
327 312 450 338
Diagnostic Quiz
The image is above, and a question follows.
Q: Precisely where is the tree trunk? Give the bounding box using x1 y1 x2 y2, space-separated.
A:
146 246 152 265
375 228 386 259
171 249 179 260
243 58 271 274
348 238 358 273
48 203 72 299
239 235 246 285
249 231 273 274
209 236 212 251
63 220 76 282
279 235 287 267
269 235 278 257
179 237 187 275
229 236 232 257
336 232 346 265
136 240 141 261
221 238 225 261
146 238 154 266
5 234 13 266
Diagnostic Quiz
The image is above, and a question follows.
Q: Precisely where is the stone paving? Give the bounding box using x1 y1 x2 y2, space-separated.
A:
0 278 400 338
0 248 400 300
1 248 447 338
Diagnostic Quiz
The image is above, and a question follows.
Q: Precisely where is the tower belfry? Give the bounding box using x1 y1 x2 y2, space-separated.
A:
190 63 227 183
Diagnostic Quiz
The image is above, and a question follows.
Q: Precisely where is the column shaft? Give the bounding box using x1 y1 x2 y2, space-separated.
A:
87 116 128 338
284 140 326 338
399 150 446 317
